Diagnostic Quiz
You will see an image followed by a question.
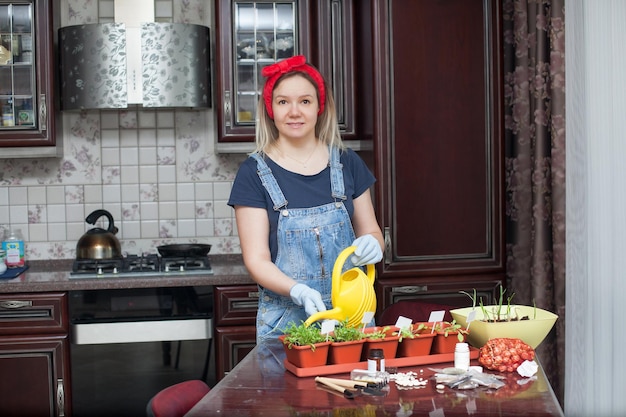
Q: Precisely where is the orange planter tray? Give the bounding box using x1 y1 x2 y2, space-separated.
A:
284 347 479 377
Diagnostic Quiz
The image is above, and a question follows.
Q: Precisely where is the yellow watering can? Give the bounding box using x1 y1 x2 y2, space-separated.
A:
304 245 376 328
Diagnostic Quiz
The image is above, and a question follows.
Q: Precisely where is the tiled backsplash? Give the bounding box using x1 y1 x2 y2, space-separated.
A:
0 0 246 260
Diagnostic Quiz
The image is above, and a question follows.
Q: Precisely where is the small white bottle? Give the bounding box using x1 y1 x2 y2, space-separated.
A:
454 342 470 371
2 229 25 268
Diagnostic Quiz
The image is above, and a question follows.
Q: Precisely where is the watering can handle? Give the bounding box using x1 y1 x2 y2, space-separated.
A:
303 246 376 327
333 246 376 287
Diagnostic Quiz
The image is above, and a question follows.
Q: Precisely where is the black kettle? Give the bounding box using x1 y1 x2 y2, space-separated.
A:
76 210 122 259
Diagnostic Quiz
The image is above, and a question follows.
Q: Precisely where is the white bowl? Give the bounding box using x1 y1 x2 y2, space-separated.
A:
450 305 558 349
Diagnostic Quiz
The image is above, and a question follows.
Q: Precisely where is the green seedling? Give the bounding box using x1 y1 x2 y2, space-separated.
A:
283 321 327 350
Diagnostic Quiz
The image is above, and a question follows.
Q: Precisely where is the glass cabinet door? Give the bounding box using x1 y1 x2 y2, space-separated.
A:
0 0 58 155
233 2 297 126
0 2 36 129
216 0 312 144
215 0 361 151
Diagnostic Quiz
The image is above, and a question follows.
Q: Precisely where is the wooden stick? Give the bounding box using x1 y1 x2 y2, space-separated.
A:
315 383 345 398
316 376 367 388
314 377 357 399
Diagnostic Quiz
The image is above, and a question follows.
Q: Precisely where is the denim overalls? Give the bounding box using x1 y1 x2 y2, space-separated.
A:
251 146 356 343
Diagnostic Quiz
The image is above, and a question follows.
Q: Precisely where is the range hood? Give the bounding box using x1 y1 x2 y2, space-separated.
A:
58 0 211 110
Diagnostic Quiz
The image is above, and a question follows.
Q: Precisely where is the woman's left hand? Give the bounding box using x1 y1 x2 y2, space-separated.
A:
350 234 383 266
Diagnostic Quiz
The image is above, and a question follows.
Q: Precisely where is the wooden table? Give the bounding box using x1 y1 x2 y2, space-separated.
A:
186 338 564 416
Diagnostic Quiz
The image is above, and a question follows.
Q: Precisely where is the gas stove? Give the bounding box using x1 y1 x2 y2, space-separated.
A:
70 253 213 279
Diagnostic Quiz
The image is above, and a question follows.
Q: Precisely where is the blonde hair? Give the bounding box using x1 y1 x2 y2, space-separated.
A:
254 71 345 155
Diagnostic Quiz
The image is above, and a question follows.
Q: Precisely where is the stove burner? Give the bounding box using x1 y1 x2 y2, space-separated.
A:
73 258 124 274
162 256 211 272
70 253 212 277
124 254 160 272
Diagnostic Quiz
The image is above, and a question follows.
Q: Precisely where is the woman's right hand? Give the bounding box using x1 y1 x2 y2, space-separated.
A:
289 283 327 316
350 234 383 266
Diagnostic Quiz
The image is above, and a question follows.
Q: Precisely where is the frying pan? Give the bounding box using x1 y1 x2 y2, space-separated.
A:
156 244 212 257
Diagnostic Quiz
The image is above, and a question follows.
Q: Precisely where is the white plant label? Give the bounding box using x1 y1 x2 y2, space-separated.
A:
428 310 445 333
466 310 477 330
467 310 476 323
361 311 375 324
321 320 335 335
395 316 413 330
428 310 445 323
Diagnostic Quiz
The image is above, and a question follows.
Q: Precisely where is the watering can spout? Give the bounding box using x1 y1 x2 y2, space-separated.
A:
303 245 377 328
304 308 345 327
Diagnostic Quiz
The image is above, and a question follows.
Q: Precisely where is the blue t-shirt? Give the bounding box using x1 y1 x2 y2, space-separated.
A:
228 147 376 261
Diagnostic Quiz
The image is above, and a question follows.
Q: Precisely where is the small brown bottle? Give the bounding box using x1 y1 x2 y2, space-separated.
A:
367 348 385 372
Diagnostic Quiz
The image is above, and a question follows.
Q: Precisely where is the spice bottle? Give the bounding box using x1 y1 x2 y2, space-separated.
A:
454 342 470 371
2 229 25 267
367 348 385 372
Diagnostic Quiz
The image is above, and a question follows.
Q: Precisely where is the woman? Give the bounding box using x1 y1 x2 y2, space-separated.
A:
228 55 384 343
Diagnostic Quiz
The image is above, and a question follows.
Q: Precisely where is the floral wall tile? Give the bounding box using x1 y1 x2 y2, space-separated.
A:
173 0 206 25
66 0 99 25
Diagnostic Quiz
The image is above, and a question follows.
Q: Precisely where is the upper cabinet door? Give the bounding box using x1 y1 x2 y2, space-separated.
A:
372 0 505 277
310 0 358 141
0 0 60 154
214 0 364 152
215 0 313 147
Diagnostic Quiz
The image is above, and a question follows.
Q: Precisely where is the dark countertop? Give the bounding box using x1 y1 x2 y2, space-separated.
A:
0 255 253 293
186 339 565 417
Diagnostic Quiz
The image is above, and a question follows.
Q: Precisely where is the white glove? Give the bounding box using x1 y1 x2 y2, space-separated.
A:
350 234 383 266
289 283 327 316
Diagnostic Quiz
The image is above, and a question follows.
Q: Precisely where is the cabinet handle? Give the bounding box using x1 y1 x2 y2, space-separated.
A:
384 227 391 265
232 300 258 310
57 378 65 417
0 300 33 309
39 94 47 131
224 90 231 126
247 291 259 299
392 285 428 294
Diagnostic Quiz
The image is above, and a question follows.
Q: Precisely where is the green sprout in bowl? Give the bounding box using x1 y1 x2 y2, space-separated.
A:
460 285 536 322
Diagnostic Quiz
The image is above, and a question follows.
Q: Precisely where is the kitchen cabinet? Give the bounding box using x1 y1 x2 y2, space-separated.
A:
214 0 364 153
213 284 259 380
368 0 506 314
214 0 311 150
0 292 71 417
0 0 62 158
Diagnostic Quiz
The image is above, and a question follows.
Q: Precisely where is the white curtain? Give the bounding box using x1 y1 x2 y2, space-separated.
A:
566 1 626 416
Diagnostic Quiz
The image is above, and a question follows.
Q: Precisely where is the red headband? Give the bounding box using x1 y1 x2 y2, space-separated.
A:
261 55 326 119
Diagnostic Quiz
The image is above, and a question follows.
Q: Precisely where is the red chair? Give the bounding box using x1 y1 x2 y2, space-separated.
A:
378 300 456 325
146 380 210 417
